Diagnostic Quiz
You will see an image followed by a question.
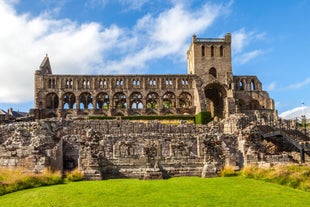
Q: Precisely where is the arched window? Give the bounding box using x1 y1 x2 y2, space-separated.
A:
219 45 224 57
48 79 52 88
113 92 127 109
239 81 244 91
79 92 93 109
179 92 192 108
211 45 214 57
250 80 255 91
96 93 109 110
46 93 59 109
201 45 205 57
130 92 143 109
209 68 217 78
163 92 176 109
146 92 159 109
63 92 76 109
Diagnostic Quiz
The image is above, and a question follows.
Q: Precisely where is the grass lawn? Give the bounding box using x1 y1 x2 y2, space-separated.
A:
0 177 309 207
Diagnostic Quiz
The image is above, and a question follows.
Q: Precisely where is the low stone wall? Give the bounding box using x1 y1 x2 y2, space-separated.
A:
0 119 306 180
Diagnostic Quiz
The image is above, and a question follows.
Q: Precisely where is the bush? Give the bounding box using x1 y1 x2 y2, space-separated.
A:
220 166 239 177
195 111 213 124
89 115 195 122
65 169 83 182
240 165 310 191
0 168 63 195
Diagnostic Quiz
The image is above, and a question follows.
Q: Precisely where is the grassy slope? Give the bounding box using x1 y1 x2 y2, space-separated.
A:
0 177 309 207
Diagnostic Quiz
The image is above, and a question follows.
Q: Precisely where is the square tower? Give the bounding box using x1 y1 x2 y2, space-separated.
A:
187 33 232 86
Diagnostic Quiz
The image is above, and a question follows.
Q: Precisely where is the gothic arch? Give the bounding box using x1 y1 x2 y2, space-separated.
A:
46 93 59 109
178 92 192 108
204 83 227 119
130 92 143 109
163 92 176 109
209 68 217 78
96 92 110 110
79 92 93 109
146 92 159 109
63 92 76 109
113 92 127 109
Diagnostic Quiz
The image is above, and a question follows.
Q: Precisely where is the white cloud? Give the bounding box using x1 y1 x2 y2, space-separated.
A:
279 106 310 120
92 2 228 73
287 77 310 90
85 0 148 10
232 28 267 65
267 82 277 91
235 49 264 64
232 28 266 54
0 0 229 104
0 1 122 103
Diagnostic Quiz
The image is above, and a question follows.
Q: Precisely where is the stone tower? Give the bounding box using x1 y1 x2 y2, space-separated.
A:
187 33 234 119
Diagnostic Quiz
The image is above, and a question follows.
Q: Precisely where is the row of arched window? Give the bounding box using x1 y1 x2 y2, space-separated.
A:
45 91 193 111
201 45 224 57
236 79 259 91
46 77 193 90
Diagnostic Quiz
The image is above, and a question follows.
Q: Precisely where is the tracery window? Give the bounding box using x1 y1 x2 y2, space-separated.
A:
146 92 159 109
63 92 76 109
96 92 109 109
79 92 93 109
113 92 127 109
130 92 143 109
163 92 175 109
179 92 192 108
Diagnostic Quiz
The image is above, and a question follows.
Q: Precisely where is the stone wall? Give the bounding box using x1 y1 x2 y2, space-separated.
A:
0 118 307 180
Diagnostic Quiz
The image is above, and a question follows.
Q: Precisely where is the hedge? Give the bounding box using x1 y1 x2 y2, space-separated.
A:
194 111 213 124
89 112 212 125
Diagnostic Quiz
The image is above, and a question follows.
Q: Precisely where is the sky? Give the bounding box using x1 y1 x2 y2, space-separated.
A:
0 0 310 119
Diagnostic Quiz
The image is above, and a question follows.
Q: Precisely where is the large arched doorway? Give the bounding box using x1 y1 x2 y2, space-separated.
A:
204 83 227 119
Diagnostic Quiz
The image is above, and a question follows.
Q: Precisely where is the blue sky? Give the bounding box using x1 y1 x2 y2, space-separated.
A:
0 0 310 119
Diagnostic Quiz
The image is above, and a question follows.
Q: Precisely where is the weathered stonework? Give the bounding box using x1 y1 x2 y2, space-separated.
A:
1 117 308 180
33 33 277 122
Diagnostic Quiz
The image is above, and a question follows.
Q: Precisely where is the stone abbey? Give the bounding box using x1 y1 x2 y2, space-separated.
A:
34 33 277 121
2 34 310 180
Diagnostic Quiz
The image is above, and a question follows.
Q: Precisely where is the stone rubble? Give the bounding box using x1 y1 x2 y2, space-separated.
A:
0 117 308 179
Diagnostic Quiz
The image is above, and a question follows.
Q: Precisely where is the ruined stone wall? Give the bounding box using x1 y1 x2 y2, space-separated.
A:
0 120 225 179
1 118 304 180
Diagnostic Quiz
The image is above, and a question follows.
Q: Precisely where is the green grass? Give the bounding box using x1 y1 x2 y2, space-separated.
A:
1 177 310 207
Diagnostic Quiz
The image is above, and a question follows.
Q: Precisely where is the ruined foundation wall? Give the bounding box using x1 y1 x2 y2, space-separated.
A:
0 119 305 179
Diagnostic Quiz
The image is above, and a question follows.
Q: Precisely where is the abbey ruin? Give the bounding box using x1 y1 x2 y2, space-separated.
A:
1 34 309 180
33 33 276 120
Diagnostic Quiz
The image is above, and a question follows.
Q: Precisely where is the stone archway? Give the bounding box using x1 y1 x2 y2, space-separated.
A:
204 83 227 119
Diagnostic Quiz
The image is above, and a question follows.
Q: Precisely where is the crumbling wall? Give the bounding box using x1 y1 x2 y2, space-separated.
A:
0 118 306 179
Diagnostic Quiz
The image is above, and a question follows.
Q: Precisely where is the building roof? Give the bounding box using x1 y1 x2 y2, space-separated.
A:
0 109 6 115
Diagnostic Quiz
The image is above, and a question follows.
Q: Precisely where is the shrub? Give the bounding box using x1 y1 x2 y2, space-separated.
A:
220 166 239 177
195 111 212 124
89 115 195 122
65 168 83 182
240 165 310 191
0 168 63 195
